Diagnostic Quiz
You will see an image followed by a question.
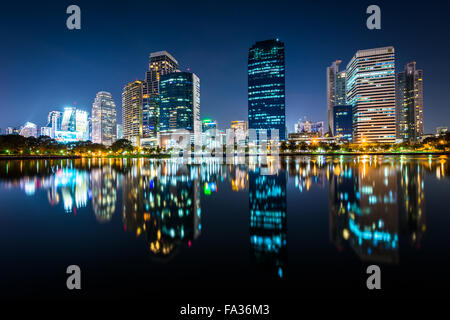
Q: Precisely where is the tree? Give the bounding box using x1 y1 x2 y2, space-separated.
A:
111 139 133 153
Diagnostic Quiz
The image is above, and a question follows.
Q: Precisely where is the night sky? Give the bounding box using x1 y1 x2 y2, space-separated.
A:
1 0 449 133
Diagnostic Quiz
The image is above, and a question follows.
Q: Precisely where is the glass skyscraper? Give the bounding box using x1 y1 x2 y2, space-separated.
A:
143 51 178 139
327 61 347 136
347 47 396 143
396 62 424 142
159 72 201 137
248 39 286 141
91 91 117 146
333 105 353 142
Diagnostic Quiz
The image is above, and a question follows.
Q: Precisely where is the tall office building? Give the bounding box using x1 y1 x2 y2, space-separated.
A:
159 71 201 138
336 71 347 106
46 111 62 138
122 80 144 146
333 105 353 141
75 110 89 141
57 107 89 141
347 47 396 143
248 39 286 141
91 91 117 146
396 62 424 142
327 60 342 135
145 51 178 95
61 107 76 132
143 51 178 138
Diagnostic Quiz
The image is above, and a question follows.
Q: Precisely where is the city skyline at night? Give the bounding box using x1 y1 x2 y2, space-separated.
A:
1 1 450 136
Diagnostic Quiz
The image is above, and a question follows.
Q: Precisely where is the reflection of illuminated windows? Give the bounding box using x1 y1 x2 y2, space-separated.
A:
249 169 287 278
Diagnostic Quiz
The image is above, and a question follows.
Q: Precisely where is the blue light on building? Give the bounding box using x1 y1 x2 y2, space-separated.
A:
248 39 286 140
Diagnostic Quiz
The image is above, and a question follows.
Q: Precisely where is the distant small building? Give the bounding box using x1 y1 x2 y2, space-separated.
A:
202 118 217 132
436 126 448 135
294 118 324 137
288 133 336 144
40 126 52 137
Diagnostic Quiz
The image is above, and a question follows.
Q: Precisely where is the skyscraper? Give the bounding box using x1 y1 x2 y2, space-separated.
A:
333 105 353 142
145 51 179 95
248 39 286 141
143 51 178 139
336 71 347 106
397 62 424 142
159 71 201 140
347 47 396 144
91 91 117 146
122 80 144 146
46 110 62 139
61 107 76 132
327 60 342 135
75 110 89 141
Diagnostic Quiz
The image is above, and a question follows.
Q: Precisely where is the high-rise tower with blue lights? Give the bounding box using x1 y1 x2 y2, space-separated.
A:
248 39 286 141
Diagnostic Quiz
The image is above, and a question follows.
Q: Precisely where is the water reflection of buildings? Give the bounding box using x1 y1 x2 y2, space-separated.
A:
90 166 118 222
122 160 201 260
287 156 327 192
249 169 287 278
398 164 426 248
329 157 427 264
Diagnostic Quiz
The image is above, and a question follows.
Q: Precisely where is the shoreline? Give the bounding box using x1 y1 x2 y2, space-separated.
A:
0 151 448 160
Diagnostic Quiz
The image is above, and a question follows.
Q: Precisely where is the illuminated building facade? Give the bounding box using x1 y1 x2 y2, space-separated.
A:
46 111 62 139
58 107 89 142
145 51 179 96
294 118 324 137
327 60 342 135
61 107 76 132
116 124 123 139
40 126 52 137
19 122 38 138
159 72 201 140
333 105 353 142
397 62 424 142
122 80 144 146
347 47 396 143
75 110 89 140
249 169 287 278
231 120 248 134
143 51 178 139
202 118 217 132
91 91 117 146
230 120 248 146
248 39 286 141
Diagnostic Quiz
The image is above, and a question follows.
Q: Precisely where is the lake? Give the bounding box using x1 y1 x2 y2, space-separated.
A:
0 155 449 300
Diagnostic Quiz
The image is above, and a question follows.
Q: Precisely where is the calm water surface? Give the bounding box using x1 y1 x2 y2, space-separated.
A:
0 155 449 300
